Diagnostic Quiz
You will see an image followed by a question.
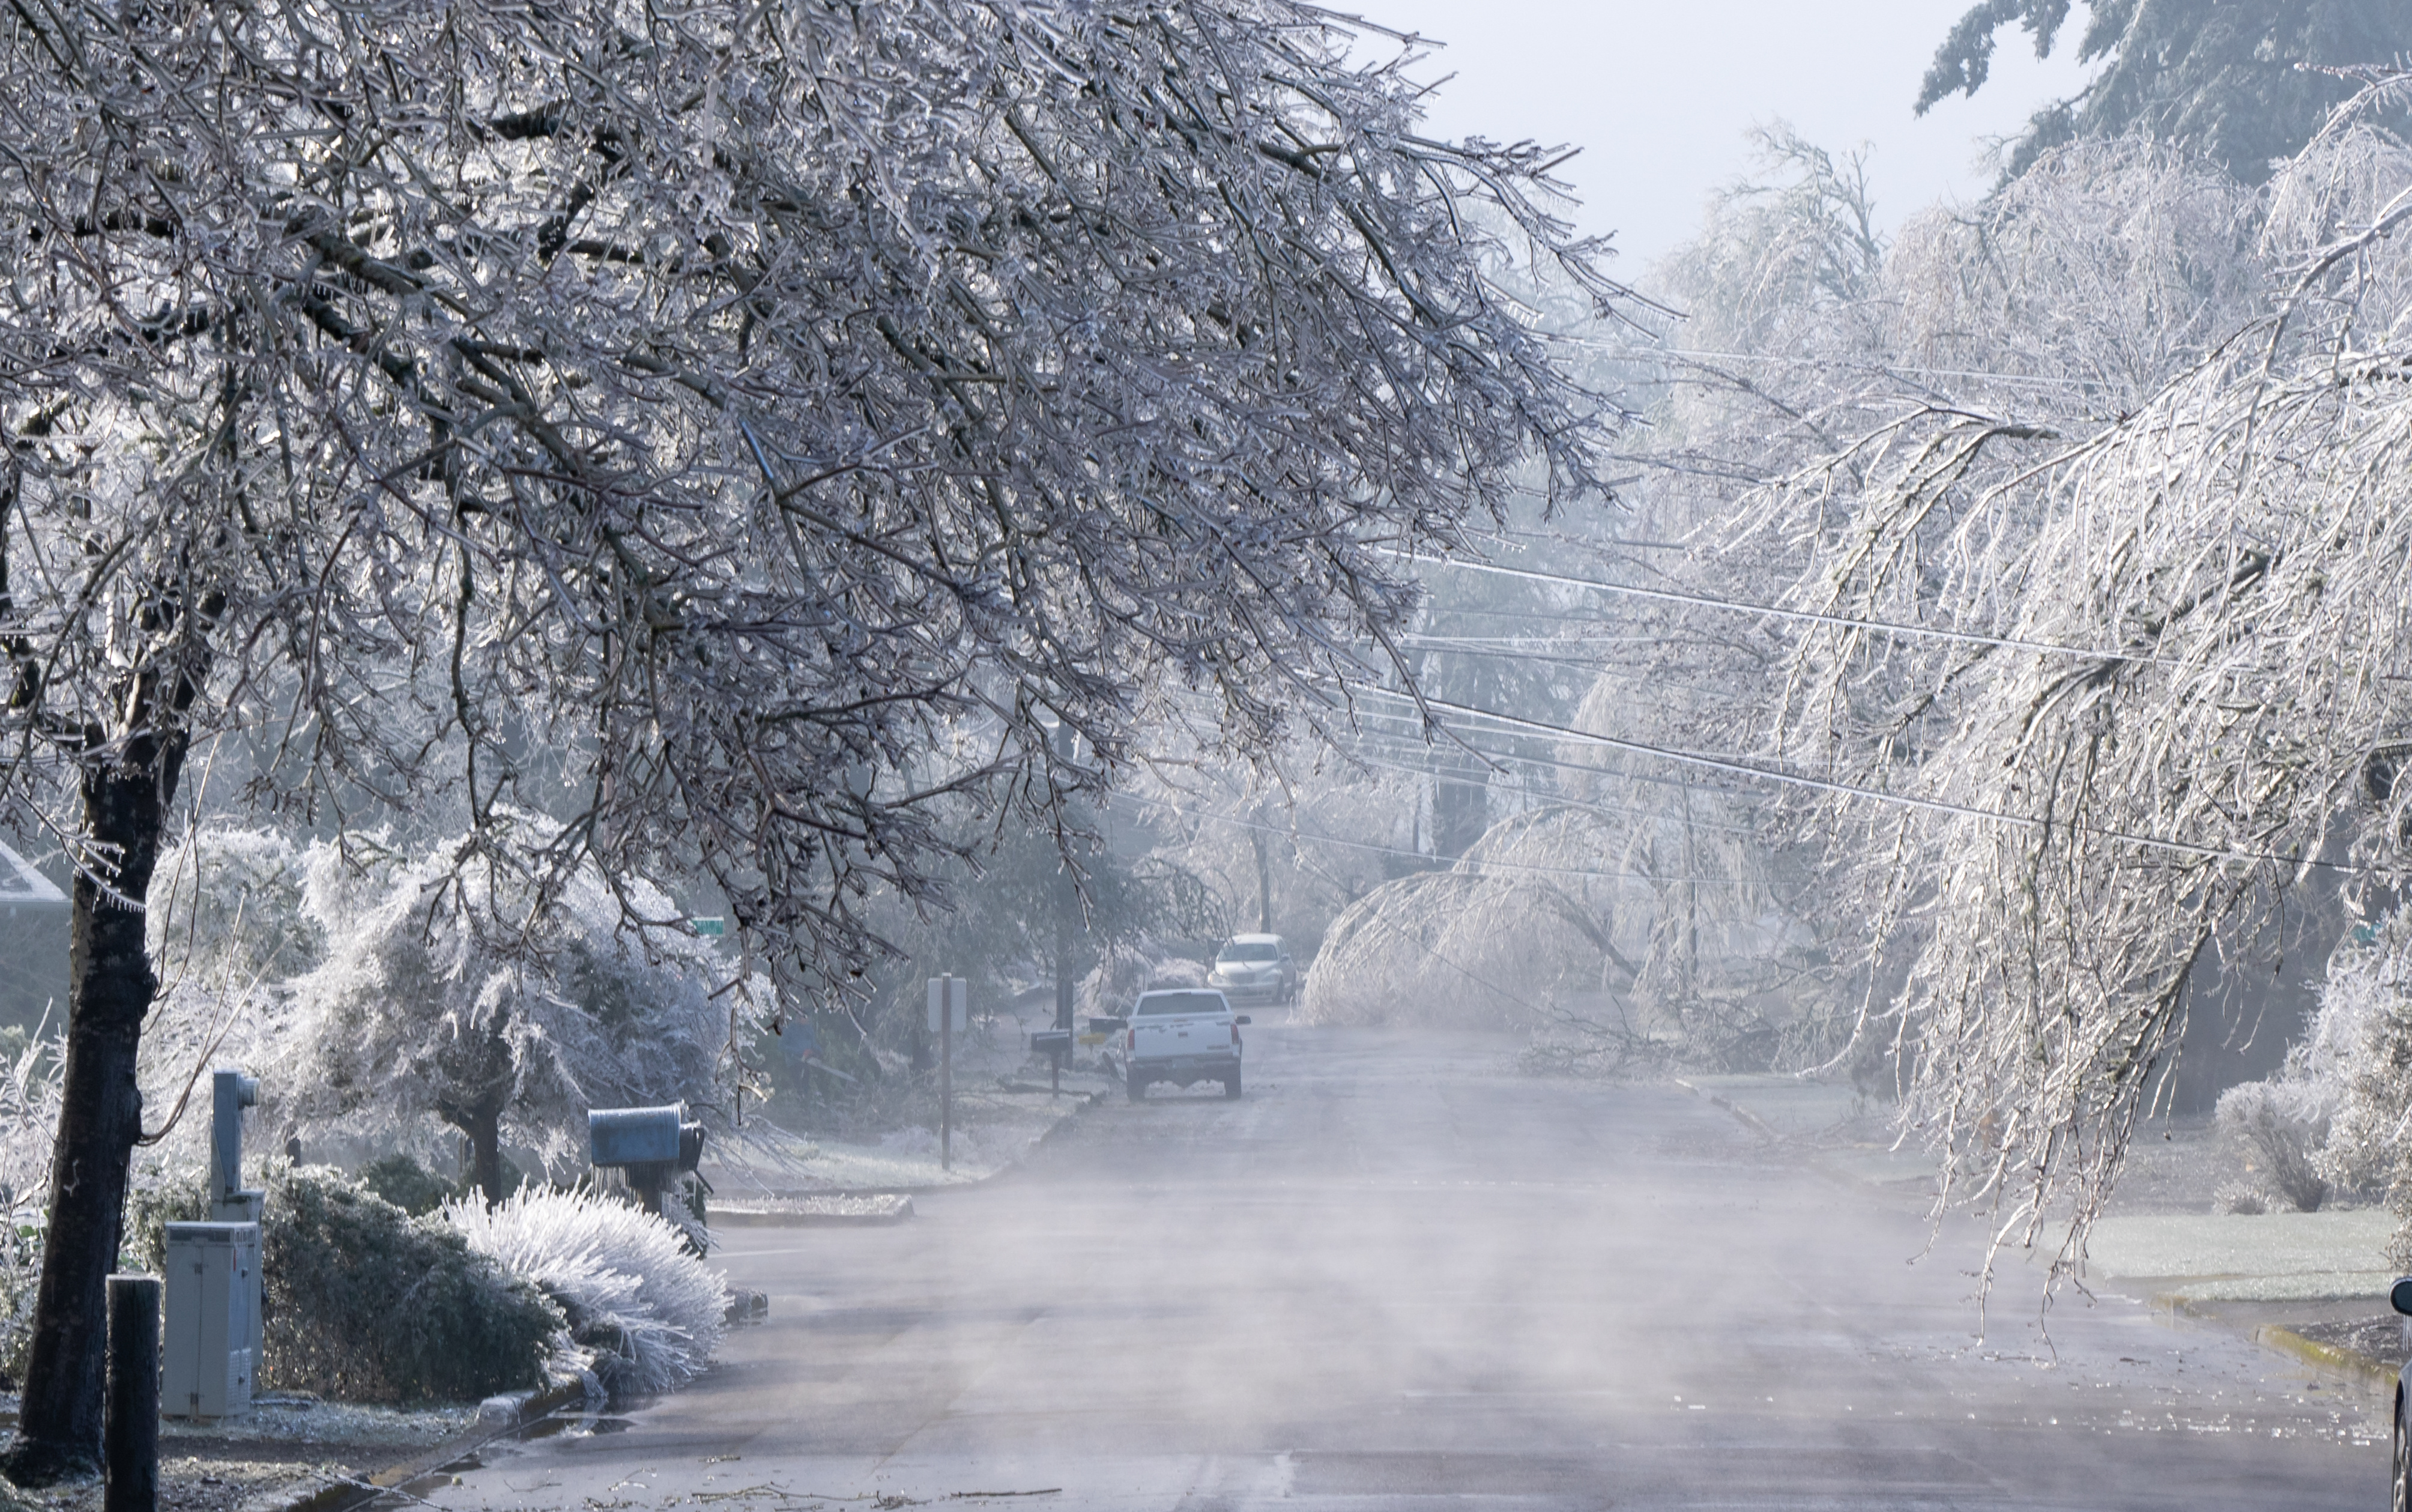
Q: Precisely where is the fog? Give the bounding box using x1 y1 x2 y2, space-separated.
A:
428 1028 2384 1510
7 0 2410 1502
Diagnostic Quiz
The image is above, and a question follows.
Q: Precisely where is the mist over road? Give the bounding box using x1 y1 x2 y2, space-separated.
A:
436 1024 2382 1510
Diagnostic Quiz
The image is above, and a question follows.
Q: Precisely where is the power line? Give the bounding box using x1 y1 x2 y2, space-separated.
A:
1562 333 2106 394
1121 793 1752 888
1334 748 1764 837
1389 551 2181 667
1339 682 2359 876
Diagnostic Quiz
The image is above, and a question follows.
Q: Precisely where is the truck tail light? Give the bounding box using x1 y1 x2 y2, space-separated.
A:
1126 1026 1135 1051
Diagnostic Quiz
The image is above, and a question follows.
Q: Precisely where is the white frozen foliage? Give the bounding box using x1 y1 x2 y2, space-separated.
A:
1639 106 2412 1271
285 823 771 1189
446 1187 728 1396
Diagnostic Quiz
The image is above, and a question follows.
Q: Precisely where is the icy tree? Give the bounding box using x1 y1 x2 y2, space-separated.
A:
0 0 1626 1472
1752 109 2412 1284
282 824 770 1203
135 829 323 1163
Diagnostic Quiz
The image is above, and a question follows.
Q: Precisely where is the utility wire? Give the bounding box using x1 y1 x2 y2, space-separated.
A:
1332 748 1763 837
1123 793 1750 888
1338 682 2360 876
1388 551 2181 667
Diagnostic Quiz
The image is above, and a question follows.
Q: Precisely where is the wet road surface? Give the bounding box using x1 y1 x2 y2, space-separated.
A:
432 1024 2387 1510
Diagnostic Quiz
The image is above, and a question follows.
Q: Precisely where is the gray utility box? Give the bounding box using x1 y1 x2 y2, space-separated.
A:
162 1221 259 1419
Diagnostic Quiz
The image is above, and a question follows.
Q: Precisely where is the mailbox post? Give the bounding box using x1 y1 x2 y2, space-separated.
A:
1030 1030 1072 1095
588 1105 706 1217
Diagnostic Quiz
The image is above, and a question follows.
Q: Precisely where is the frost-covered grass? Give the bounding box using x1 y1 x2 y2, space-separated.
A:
2086 1210 2397 1301
446 1187 727 1396
706 1077 1105 1193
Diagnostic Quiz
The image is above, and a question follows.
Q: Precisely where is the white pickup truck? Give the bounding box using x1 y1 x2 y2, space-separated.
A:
1122 988 1250 1101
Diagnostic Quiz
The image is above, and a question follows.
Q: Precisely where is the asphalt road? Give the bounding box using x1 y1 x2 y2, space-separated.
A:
433 1023 2389 1511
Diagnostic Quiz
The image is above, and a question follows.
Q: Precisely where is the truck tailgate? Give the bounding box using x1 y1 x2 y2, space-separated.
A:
1132 1014 1229 1060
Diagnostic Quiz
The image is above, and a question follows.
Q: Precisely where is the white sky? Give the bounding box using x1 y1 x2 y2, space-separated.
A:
1353 1 2099 274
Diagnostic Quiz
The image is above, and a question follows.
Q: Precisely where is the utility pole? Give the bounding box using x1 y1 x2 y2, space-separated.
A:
927 975 965 1170
1052 719 1080 1035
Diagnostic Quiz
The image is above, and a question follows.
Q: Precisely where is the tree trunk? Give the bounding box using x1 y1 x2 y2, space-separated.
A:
468 1108 504 1210
6 743 183 1486
438 1096 509 1209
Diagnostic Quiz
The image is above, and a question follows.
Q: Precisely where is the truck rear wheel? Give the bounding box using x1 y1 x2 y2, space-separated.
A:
1127 1071 1147 1102
1224 1069 1243 1099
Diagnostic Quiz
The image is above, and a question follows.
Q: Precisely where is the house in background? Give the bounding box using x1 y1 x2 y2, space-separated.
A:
0 840 68 1034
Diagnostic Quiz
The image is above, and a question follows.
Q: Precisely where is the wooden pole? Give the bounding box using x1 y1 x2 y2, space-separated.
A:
103 1274 159 1512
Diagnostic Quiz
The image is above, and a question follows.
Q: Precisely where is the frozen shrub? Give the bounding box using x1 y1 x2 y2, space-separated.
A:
446 1187 727 1396
1079 945 1204 1020
130 1167 561 1403
2312 913 2412 1266
2216 1081 2330 1213
2215 1181 2270 1215
0 1026 60 1385
263 1169 563 1403
360 1154 460 1217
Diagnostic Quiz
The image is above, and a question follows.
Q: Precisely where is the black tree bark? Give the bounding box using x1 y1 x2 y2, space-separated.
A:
5 737 184 1485
437 1087 510 1209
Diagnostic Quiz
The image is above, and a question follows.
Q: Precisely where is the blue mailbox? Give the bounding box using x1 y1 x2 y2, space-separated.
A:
588 1104 706 1218
589 1105 686 1166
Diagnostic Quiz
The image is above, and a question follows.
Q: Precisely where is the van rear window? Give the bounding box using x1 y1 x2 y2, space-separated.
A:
1135 991 1224 1016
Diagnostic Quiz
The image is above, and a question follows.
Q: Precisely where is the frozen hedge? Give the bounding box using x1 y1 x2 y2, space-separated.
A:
446 1187 727 1396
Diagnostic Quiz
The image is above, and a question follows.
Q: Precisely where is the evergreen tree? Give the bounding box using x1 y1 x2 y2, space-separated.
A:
1919 0 2412 181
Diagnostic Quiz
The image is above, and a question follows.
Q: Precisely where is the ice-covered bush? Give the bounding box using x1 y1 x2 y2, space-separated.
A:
360 1154 461 1217
2196 906 2412 1220
2215 1080 2330 1212
0 1027 63 1385
2305 912 2412 1264
2312 919 2412 1200
1078 945 1204 1020
446 1187 727 1396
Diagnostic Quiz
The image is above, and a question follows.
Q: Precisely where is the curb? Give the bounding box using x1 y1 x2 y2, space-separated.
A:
2155 1293 2399 1393
707 1087 1107 1203
709 1195 916 1227
263 1374 593 1512
2250 1324 2397 1392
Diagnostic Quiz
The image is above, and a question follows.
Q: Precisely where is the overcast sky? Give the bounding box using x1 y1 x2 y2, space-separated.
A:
1356 1 2098 276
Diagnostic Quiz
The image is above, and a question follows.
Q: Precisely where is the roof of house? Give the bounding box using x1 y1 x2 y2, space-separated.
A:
0 842 67 907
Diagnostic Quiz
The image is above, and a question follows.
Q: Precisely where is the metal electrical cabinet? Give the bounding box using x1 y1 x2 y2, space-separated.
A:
161 1220 259 1419
162 1068 265 1420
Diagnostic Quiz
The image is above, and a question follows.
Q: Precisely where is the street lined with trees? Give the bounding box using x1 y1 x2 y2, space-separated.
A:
13 0 2412 1500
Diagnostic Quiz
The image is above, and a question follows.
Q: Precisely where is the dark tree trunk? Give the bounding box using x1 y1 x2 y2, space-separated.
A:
467 1108 503 1210
438 1094 509 1209
5 740 183 1486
